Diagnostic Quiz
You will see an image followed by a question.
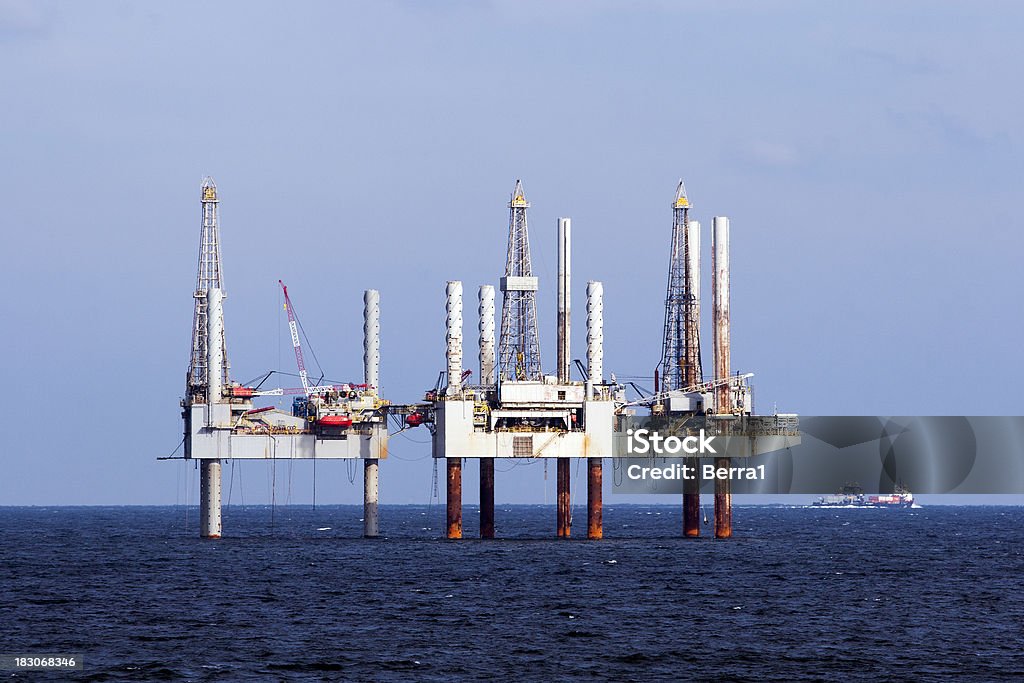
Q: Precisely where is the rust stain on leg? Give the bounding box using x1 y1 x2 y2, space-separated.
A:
714 456 732 539
446 457 462 539
587 457 602 540
556 458 571 538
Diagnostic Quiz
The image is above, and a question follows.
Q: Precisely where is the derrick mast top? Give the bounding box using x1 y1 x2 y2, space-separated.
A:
196 178 224 294
187 176 229 401
498 179 543 381
658 179 702 393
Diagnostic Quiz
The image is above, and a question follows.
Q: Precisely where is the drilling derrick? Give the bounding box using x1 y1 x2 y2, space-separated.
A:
621 185 797 540
658 180 702 393
498 180 542 381
187 177 229 403
659 180 703 538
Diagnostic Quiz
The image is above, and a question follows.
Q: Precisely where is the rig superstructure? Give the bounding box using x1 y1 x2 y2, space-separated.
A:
628 182 791 538
428 182 619 539
179 177 389 538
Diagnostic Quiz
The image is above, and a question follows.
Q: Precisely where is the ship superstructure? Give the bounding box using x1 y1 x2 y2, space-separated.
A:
810 484 917 508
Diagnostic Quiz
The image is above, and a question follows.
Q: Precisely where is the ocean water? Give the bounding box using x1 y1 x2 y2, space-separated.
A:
2 505 1022 681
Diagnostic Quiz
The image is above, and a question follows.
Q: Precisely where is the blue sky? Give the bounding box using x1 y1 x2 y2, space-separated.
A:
1 1 1022 505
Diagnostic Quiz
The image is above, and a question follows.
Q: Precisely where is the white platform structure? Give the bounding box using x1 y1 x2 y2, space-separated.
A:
431 244 617 461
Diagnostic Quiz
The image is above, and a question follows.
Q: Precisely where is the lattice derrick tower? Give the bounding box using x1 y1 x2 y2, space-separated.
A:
498 179 542 381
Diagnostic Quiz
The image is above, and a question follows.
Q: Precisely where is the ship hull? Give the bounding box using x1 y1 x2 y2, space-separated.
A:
808 501 917 509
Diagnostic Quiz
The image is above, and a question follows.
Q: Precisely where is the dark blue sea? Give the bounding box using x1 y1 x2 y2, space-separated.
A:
2 505 1022 681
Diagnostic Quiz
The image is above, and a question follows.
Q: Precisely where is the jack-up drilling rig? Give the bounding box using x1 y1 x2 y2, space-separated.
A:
426 181 620 539
178 177 389 538
625 181 796 538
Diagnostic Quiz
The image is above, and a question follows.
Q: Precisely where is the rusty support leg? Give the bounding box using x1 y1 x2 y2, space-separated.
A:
714 456 732 538
683 457 700 537
556 458 571 537
446 457 462 539
480 458 494 539
587 457 602 540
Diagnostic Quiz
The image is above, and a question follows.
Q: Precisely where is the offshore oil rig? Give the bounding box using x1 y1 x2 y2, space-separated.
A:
648 182 752 538
180 178 389 539
428 183 618 540
174 177 794 539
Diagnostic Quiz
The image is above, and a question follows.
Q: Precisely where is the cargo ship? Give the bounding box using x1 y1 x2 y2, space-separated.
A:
809 483 918 508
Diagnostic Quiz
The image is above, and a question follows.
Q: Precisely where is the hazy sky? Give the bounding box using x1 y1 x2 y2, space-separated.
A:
2 1 1022 505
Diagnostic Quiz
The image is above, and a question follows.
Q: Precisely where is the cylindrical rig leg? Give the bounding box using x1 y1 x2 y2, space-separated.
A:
712 216 733 540
364 458 379 538
684 458 701 537
556 459 571 537
480 458 495 539
587 458 602 540
714 457 732 539
447 458 463 539
199 459 222 539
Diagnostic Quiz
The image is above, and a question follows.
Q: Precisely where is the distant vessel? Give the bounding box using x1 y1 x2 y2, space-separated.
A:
809 483 919 509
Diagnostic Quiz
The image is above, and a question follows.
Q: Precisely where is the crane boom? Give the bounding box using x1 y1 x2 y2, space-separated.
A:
279 280 313 397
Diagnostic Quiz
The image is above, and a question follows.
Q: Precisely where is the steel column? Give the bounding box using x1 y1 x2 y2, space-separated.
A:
479 285 496 385
363 289 381 538
712 217 733 538
587 457 602 539
447 458 462 539
480 459 494 539
199 459 222 539
714 457 733 538
364 459 379 538
684 459 701 537
556 459 571 537
446 282 463 396
557 218 571 383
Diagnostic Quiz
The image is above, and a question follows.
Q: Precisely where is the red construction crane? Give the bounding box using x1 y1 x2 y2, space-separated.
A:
279 280 314 397
224 283 366 399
